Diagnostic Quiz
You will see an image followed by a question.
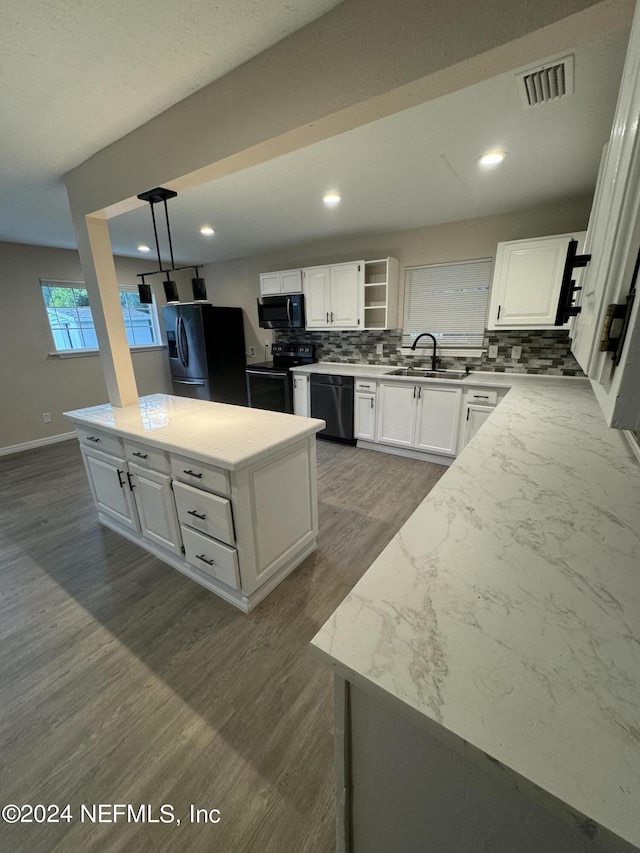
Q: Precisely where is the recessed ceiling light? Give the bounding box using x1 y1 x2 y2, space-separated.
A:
200 226 215 236
323 192 342 207
137 244 151 252
478 151 507 167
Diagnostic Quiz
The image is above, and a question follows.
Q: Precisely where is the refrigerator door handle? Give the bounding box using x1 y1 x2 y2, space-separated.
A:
178 317 190 369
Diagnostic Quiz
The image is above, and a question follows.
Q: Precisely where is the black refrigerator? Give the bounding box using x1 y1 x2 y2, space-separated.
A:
161 303 247 405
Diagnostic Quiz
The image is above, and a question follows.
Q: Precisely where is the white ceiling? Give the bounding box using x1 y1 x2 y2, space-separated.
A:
0 2 629 266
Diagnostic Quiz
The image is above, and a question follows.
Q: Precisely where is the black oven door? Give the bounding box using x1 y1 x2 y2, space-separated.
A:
246 369 293 413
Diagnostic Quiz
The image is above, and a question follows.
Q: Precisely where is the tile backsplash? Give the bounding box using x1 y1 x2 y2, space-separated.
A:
276 329 584 375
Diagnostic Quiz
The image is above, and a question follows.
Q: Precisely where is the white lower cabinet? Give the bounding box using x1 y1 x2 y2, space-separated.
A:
462 405 494 447
354 380 377 441
377 382 462 456
293 373 310 416
128 462 182 556
414 386 462 455
377 383 416 446
82 446 139 533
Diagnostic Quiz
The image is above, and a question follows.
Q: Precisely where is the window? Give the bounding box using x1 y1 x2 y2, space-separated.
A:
402 258 492 350
41 280 161 353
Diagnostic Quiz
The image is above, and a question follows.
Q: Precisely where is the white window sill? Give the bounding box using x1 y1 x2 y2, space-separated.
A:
400 347 484 358
48 345 166 358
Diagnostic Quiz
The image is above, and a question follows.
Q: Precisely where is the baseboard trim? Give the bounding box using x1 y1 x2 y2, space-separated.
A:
356 439 453 466
0 432 76 457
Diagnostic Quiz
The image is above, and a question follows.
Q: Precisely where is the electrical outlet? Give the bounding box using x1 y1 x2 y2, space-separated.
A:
376 343 384 355
488 345 498 359
511 346 522 360
42 412 52 423
249 346 256 357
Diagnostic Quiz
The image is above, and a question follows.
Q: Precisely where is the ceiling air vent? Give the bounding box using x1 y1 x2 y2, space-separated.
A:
516 55 574 108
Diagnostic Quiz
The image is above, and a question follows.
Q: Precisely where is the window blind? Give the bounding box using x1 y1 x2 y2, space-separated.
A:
402 258 492 348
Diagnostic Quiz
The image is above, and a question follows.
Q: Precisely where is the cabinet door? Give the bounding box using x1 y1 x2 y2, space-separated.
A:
293 374 310 417
260 272 281 296
489 235 583 329
129 463 182 556
354 392 376 440
330 262 363 328
280 269 302 293
303 267 331 328
377 383 416 446
83 448 139 532
415 386 462 455
461 404 494 449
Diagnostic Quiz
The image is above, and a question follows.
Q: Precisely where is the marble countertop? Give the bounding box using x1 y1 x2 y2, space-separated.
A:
64 394 325 471
311 374 640 848
291 361 581 388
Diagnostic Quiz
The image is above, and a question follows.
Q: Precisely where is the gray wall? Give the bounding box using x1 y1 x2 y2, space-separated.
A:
0 242 172 452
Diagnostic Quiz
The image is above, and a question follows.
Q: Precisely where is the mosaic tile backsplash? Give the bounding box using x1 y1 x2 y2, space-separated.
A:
276 329 584 376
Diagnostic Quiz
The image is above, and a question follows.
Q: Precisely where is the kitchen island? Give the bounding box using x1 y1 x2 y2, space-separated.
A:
65 394 325 612
311 374 640 852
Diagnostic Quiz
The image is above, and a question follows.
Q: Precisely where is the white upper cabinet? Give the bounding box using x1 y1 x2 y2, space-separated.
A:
567 3 640 431
303 261 364 329
488 232 586 329
259 269 303 295
363 258 399 330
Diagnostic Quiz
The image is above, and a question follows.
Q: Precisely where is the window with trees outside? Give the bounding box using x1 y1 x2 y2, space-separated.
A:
41 280 161 353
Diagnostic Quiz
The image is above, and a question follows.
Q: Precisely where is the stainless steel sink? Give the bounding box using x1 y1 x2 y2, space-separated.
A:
384 368 470 380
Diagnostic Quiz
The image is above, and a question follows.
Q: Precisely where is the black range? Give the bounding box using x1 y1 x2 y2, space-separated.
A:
245 342 316 414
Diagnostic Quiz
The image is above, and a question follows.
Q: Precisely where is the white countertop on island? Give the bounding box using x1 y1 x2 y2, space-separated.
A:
64 393 325 471
310 373 640 848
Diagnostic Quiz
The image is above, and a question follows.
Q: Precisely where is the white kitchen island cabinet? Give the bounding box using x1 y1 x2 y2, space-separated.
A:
66 394 325 612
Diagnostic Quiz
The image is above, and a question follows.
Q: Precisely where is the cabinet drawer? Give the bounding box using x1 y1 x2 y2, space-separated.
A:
170 454 230 497
466 389 498 405
181 526 240 590
355 380 377 393
76 426 123 457
124 439 169 473
173 481 235 545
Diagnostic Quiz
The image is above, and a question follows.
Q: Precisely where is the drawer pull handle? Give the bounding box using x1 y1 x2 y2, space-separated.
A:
188 509 207 520
196 553 215 566
183 469 203 478
132 451 148 459
87 436 100 443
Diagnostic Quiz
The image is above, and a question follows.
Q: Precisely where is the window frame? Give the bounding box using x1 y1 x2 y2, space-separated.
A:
40 279 163 356
401 258 492 356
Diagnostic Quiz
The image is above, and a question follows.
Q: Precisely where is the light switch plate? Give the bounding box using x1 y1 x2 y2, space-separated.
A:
511 346 522 360
376 343 384 355
488 345 498 359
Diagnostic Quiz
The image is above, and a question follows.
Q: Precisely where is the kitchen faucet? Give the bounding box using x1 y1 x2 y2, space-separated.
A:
410 332 438 371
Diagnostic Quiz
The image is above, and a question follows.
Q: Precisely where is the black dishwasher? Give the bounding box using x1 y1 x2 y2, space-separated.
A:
310 374 355 443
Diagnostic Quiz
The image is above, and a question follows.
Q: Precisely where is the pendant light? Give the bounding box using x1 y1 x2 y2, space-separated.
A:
135 187 205 302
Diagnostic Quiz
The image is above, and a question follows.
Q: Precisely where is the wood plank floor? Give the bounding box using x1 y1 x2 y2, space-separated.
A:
0 438 444 852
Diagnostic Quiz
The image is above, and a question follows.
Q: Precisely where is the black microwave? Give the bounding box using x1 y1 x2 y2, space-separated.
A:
257 293 305 329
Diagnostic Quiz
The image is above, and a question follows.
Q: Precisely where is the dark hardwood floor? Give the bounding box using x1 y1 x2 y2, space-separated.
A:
0 438 444 852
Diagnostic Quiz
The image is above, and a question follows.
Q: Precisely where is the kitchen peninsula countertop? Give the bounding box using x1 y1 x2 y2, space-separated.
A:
64 393 325 471
310 372 640 848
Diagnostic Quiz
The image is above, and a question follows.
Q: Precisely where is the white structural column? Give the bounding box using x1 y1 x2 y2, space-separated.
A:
75 214 138 408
